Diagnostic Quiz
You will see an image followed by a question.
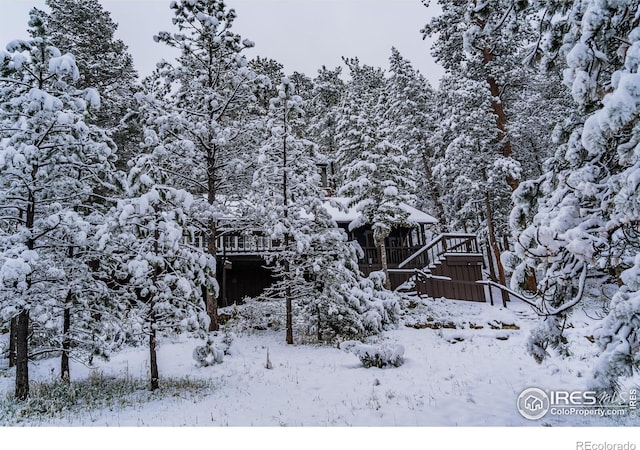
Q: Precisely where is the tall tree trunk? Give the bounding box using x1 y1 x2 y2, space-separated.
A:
61 244 75 382
481 46 519 192
149 313 159 391
421 150 446 231
8 317 17 368
379 238 392 291
284 232 293 345
61 293 71 383
480 41 539 294
205 138 220 331
206 217 219 332
282 99 293 345
15 310 30 401
16 194 36 400
285 261 293 345
484 191 509 307
316 305 322 342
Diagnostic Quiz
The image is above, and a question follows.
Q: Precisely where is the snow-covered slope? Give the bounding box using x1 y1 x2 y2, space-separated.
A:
0 296 636 427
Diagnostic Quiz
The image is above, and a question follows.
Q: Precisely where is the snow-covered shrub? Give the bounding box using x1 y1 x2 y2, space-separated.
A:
341 340 405 368
359 271 401 333
296 270 401 344
192 331 236 367
589 259 640 394
219 298 285 333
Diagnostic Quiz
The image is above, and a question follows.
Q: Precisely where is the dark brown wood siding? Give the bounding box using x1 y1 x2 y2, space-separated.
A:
218 257 274 307
416 254 485 302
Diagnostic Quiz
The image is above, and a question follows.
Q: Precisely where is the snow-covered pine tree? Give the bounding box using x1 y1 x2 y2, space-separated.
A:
430 75 506 232
40 0 141 169
250 76 315 344
509 0 640 394
289 71 314 101
0 10 116 398
337 61 417 290
423 0 533 299
428 73 519 306
248 56 283 113
384 47 444 227
140 0 265 331
95 161 217 390
423 0 531 191
301 200 401 343
334 58 386 184
251 77 399 344
306 66 345 192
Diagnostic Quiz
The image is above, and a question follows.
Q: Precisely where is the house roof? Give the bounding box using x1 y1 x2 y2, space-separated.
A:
323 197 438 225
214 196 438 226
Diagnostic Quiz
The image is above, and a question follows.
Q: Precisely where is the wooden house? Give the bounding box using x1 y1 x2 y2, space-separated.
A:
189 198 487 305
321 197 438 288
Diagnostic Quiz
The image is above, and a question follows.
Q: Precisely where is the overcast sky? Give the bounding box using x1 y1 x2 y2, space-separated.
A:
0 0 445 86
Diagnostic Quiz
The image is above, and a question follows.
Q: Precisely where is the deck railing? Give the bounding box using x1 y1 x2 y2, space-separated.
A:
184 232 482 270
359 246 427 267
397 233 480 269
184 233 280 254
185 233 431 264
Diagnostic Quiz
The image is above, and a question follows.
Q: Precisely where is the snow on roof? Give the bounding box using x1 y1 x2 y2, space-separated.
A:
213 195 438 225
324 197 438 225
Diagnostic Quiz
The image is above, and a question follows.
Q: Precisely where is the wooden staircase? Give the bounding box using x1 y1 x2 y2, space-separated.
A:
394 233 486 302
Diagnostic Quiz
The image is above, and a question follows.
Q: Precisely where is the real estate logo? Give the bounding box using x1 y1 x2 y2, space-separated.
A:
517 387 633 420
517 387 550 420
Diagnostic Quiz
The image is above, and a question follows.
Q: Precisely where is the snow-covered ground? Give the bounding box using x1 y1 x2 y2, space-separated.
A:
1 295 638 442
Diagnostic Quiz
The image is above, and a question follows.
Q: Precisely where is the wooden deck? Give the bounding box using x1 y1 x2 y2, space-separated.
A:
186 232 487 304
395 233 486 302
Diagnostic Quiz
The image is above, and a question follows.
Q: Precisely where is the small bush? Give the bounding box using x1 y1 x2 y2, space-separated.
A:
341 340 405 368
219 299 285 333
193 331 236 367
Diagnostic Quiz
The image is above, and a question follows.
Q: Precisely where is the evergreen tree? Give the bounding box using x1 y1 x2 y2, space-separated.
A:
250 76 316 344
423 0 533 297
141 0 265 331
251 77 399 343
0 10 116 398
384 48 444 226
334 58 386 183
40 0 141 168
423 0 531 190
306 65 345 193
509 0 640 393
337 61 417 289
301 201 401 343
248 56 283 112
95 163 217 390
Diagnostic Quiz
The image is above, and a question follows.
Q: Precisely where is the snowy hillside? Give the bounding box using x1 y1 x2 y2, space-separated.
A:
1 295 636 428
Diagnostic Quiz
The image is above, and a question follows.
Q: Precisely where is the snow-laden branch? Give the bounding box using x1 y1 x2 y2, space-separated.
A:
0 77 33 88
544 264 588 316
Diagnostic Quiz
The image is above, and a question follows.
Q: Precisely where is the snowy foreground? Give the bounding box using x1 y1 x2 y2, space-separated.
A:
0 296 637 428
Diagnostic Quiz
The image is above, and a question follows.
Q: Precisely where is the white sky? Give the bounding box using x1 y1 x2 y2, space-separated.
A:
0 0 445 86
